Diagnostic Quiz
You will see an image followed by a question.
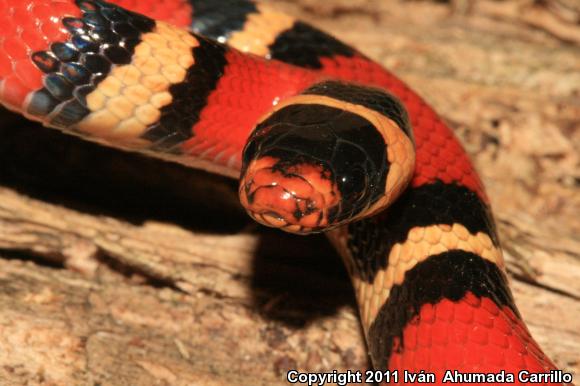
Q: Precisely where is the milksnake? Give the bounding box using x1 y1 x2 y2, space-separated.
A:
0 0 568 383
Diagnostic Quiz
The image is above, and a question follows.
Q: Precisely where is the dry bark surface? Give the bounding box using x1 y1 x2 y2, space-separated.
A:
0 0 578 385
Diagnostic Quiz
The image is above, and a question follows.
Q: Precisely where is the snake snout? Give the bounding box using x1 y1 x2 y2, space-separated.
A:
239 156 340 234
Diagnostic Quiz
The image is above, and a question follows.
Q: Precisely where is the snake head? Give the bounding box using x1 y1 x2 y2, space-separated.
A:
239 82 415 234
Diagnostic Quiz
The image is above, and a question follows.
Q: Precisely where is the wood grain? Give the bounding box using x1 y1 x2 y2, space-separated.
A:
0 0 578 384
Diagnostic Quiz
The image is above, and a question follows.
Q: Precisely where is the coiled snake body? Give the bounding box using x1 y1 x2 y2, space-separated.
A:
0 0 567 383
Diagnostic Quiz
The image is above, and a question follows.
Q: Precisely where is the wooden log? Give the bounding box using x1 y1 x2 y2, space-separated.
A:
0 0 578 384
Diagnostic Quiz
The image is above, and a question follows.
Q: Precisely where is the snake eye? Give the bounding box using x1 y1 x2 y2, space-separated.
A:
339 166 367 202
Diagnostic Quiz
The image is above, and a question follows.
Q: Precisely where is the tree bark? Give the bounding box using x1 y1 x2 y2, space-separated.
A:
0 0 578 384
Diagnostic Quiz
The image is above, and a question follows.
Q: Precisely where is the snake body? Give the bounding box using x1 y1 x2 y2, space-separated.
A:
0 0 566 383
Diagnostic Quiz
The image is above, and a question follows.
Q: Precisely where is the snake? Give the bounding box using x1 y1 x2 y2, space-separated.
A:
0 0 569 383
